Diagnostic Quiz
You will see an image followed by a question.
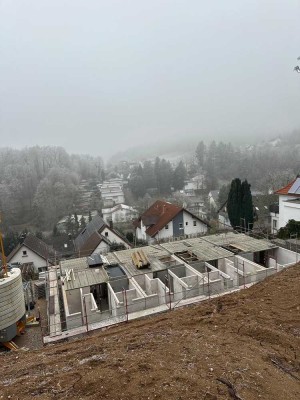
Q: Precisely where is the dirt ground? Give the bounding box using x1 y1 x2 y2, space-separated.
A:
0 265 299 400
11 298 47 351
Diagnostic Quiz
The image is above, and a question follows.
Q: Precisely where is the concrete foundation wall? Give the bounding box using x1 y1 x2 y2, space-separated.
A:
217 258 238 287
132 274 162 308
62 287 83 329
107 282 125 317
242 252 254 261
156 278 172 305
271 247 299 266
234 256 276 285
203 262 233 289
109 276 129 292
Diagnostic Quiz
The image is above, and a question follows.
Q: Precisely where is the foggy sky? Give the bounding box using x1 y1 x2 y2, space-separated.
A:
1 0 300 159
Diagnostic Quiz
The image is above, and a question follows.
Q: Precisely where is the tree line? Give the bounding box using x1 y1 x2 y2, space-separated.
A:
128 158 187 198
195 134 299 192
0 146 104 230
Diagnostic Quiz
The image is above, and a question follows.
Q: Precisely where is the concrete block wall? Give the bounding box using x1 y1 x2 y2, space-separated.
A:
271 247 299 267
107 282 125 317
62 287 83 330
234 256 276 285
132 274 163 308
217 258 239 287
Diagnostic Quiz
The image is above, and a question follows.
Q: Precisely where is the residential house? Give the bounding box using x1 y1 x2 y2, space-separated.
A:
7 234 56 273
218 202 232 230
208 190 220 211
133 200 209 244
185 199 206 220
271 177 300 234
74 215 131 257
183 174 205 196
98 180 125 207
102 204 138 224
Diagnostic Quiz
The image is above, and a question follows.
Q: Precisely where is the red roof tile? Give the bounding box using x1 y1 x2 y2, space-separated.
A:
275 178 298 195
133 200 183 238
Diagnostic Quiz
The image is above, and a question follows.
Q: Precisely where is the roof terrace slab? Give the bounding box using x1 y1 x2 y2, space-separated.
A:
202 233 277 253
60 258 88 274
111 247 170 277
63 267 108 291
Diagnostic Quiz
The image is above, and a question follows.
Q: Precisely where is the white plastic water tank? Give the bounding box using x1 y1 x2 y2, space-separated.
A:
0 268 26 335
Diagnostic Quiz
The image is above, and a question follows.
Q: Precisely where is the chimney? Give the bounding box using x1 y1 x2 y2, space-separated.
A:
109 220 113 230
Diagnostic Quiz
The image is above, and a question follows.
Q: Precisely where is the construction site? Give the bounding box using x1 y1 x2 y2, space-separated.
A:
43 232 299 344
0 255 299 399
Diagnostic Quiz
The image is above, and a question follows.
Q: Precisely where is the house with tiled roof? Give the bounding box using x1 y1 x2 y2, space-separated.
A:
271 177 300 234
74 215 131 257
102 204 138 224
133 200 209 244
7 234 56 273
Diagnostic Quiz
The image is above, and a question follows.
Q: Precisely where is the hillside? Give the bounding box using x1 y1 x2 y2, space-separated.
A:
1 265 299 399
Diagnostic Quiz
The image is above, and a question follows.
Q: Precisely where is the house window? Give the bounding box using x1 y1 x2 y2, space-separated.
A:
105 232 109 237
22 250 27 256
179 223 183 229
193 221 197 226
165 224 169 230
185 222 188 226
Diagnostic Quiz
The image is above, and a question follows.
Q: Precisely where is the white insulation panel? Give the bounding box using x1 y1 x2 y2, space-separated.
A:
0 268 26 330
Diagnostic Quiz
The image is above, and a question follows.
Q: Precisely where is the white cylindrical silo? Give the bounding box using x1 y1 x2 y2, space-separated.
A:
0 268 26 342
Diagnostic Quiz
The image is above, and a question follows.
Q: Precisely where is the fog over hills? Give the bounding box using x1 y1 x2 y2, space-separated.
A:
1 1 300 159
108 130 297 164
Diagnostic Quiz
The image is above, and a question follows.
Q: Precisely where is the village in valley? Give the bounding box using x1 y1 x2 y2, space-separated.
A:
1 136 300 398
1 132 300 348
1 2 300 398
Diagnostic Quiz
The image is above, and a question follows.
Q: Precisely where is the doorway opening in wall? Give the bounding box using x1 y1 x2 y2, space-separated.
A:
253 250 268 267
90 282 109 312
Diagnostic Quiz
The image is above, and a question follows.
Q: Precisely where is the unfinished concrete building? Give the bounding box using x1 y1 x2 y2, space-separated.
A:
45 233 299 343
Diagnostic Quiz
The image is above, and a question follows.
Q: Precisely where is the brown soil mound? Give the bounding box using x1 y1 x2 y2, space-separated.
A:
1 265 299 400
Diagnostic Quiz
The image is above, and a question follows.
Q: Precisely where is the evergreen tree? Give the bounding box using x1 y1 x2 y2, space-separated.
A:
278 219 300 239
154 157 173 194
227 178 253 231
74 212 79 232
241 180 254 230
227 178 242 230
173 161 187 191
52 225 59 236
80 215 86 229
142 160 156 189
65 214 75 235
196 141 205 167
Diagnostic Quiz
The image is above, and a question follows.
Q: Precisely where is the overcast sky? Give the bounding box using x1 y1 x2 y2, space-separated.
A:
1 0 300 159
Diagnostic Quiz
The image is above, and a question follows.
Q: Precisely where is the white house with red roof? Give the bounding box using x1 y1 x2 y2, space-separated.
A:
271 177 300 234
133 200 209 244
